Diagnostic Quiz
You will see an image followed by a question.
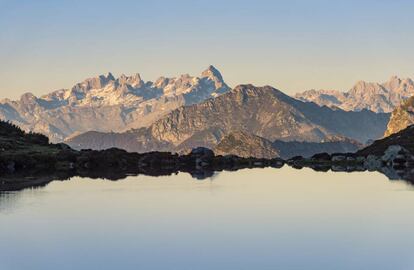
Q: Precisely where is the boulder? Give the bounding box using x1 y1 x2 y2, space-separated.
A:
331 154 346 162
381 145 413 168
311 152 331 161
190 147 215 158
364 155 382 171
381 145 405 162
190 147 215 168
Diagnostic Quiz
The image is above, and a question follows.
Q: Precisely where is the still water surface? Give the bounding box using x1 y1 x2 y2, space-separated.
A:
1 167 414 270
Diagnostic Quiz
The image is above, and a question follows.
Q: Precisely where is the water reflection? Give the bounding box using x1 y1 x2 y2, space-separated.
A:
1 168 414 270
1 162 414 192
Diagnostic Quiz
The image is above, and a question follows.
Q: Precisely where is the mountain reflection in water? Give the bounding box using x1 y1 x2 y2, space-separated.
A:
1 167 414 270
1 162 413 192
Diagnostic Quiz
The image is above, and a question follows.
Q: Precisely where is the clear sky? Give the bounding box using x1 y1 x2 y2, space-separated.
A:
1 0 414 99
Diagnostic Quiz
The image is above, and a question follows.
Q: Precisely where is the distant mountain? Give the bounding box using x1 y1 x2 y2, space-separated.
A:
214 131 361 159
0 65 230 142
295 76 414 113
66 84 389 153
384 96 414 136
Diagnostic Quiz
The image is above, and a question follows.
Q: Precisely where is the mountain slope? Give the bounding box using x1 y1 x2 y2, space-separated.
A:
272 136 362 159
295 76 414 113
67 84 390 152
214 131 280 159
0 66 230 142
358 125 414 156
213 131 361 159
384 96 414 136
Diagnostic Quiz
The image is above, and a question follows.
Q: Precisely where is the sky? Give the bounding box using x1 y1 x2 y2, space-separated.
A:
1 0 414 99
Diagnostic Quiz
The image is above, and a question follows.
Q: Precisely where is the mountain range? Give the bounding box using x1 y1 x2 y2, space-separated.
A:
295 76 414 113
3 66 414 159
0 66 229 142
66 85 389 156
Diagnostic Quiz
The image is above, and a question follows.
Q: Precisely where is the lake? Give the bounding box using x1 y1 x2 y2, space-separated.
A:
1 167 414 270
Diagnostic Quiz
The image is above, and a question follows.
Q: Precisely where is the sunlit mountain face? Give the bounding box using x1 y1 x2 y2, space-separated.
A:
296 76 414 113
2 1 414 269
0 66 229 142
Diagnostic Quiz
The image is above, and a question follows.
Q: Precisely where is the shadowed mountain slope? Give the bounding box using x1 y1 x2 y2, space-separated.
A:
67 85 389 153
358 125 414 156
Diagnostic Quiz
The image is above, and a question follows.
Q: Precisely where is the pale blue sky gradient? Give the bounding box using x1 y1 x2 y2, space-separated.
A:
1 0 414 99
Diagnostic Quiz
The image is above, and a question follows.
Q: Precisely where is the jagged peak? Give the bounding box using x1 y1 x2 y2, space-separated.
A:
383 75 402 88
118 73 143 86
130 73 142 81
154 76 169 88
353 80 370 87
349 80 384 94
73 72 117 92
81 72 115 84
104 72 115 81
403 77 414 84
201 65 224 82
388 75 401 81
20 92 37 102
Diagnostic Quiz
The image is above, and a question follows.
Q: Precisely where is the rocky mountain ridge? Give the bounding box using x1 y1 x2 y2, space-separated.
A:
0 66 230 142
66 84 390 154
295 75 414 113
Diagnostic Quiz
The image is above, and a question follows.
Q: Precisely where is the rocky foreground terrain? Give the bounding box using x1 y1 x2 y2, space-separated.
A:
296 76 414 113
0 121 284 191
289 124 414 182
1 121 414 191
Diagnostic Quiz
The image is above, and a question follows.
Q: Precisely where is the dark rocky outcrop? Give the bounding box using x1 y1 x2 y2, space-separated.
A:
358 125 414 156
287 125 414 183
0 121 285 191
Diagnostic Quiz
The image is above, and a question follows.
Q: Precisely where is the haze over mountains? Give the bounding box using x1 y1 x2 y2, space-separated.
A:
296 76 414 113
3 66 414 158
66 85 389 156
0 66 229 142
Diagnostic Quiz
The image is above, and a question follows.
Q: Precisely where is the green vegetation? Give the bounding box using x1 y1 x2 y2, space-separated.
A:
0 120 75 173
